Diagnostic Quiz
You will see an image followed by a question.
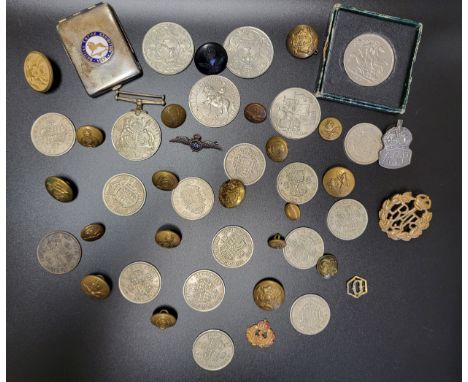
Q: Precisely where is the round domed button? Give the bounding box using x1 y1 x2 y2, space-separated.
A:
194 42 228 75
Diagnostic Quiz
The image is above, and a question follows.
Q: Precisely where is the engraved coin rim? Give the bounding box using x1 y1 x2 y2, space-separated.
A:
211 225 254 268
31 112 76 156
283 227 324 269
118 261 162 304
102 173 147 216
192 329 235 371
183 269 225 312
171 177 214 220
223 143 266 186
290 294 331 335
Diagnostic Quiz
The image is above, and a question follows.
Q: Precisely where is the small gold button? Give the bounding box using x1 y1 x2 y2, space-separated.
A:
253 279 285 311
287 25 319 59
24 51 53 92
80 275 111 300
322 166 355 198
161 104 186 128
76 125 104 148
152 170 179 191
155 229 181 248
80 223 105 242
151 308 177 329
45 176 75 203
284 203 300 221
265 136 288 162
268 233 286 249
319 117 343 141
219 179 246 208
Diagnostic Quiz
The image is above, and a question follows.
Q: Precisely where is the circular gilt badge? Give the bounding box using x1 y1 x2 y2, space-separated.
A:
81 31 113 63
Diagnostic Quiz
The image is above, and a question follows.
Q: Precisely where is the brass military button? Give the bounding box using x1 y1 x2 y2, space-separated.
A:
268 233 286 249
219 179 246 208
253 279 285 311
284 203 300 221
76 125 104 148
244 103 267 123
24 51 53 92
80 274 111 300
322 166 355 197
319 117 343 141
265 136 288 162
287 24 319 59
45 176 75 202
152 170 179 191
151 308 177 329
316 254 338 279
80 223 105 242
155 229 181 248
161 104 186 128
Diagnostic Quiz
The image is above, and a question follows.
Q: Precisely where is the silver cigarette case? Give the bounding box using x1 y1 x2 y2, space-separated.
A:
57 2 142 97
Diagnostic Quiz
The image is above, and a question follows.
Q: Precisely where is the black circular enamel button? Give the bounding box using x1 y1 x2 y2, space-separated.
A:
194 42 228 75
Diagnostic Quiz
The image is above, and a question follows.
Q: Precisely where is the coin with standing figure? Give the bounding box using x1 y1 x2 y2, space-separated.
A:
102 173 146 216
224 143 266 186
183 270 225 312
290 294 331 335
171 177 214 220
192 330 235 371
118 261 161 304
276 162 318 204
37 231 81 274
31 112 75 156
212 226 254 268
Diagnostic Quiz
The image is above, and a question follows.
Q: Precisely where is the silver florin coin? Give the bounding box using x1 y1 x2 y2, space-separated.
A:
212 226 254 268
224 26 274 79
192 329 234 371
31 112 75 156
111 111 161 161
37 231 81 274
183 269 225 312
118 261 161 304
327 198 368 240
270 88 321 139
276 162 318 204
142 22 194 75
283 227 324 269
188 75 240 128
344 123 383 165
223 143 266 185
379 119 413 169
102 173 146 216
344 33 395 87
171 177 214 220
290 294 331 335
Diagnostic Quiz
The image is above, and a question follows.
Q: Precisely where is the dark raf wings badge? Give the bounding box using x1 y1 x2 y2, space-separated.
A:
169 134 222 152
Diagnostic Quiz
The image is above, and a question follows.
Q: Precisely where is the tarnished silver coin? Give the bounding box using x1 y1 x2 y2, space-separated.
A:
118 261 161 304
224 26 274 79
379 119 413 169
171 177 214 220
192 329 234 371
283 227 324 269
102 173 146 216
31 112 75 156
344 33 395 87
111 111 161 161
142 22 194 75
290 294 331 335
188 75 240 128
223 143 266 186
344 123 383 165
212 226 254 268
183 270 225 312
276 162 318 204
37 231 81 274
327 198 368 240
270 88 321 139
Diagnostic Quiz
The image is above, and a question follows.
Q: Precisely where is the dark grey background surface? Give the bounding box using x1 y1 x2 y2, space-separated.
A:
6 1 461 381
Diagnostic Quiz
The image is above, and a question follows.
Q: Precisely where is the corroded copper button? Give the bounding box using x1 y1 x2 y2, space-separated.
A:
161 104 186 128
253 279 285 311
244 103 267 123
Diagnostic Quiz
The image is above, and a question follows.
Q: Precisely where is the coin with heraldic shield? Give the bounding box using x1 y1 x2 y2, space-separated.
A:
287 24 319 58
224 26 274 78
253 279 285 311
219 179 246 208
344 123 383 165
316 254 338 279
192 330 234 371
290 294 331 335
212 226 254 268
171 177 214 220
118 261 161 304
24 51 53 92
142 22 194 75
266 136 288 162
45 176 75 202
319 117 342 141
37 231 81 274
76 125 104 148
161 104 186 128
80 275 111 300
224 143 266 186
183 270 225 312
103 173 146 216
31 112 75 156
327 198 368 240
152 170 179 191
189 75 240 128
270 88 321 139
80 223 105 242
244 103 267 123
283 227 324 269
277 162 318 204
379 120 413 169
322 166 355 198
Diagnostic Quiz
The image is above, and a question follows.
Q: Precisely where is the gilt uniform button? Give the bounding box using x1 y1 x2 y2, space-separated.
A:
194 42 228 75
80 274 111 300
244 103 267 123
266 136 288 162
253 279 285 311
287 24 319 59
284 203 300 220
80 223 105 242
268 233 286 249
219 179 246 208
45 176 75 202
322 166 355 198
161 104 186 128
76 125 104 148
155 229 182 248
151 308 177 329
152 170 179 191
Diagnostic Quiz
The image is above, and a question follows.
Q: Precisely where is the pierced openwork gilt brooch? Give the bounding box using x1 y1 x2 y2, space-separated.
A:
169 134 222 152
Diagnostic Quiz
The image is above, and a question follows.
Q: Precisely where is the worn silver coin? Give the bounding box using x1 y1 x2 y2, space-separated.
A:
31 112 75 156
270 88 321 139
344 33 395 87
37 231 81 274
102 173 146 216
224 26 274 79
188 75 240 128
276 162 318 204
118 261 161 304
171 177 214 220
344 123 383 165
212 226 254 268
327 198 368 240
183 270 225 312
142 22 194 75
223 143 266 185
283 227 324 269
290 294 331 335
111 111 161 161
192 329 235 371
379 119 413 169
